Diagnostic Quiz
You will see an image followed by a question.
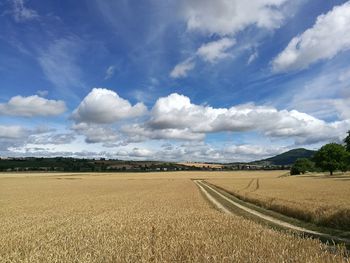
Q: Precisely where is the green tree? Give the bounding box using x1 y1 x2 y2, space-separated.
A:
313 143 348 175
344 130 350 152
290 158 314 175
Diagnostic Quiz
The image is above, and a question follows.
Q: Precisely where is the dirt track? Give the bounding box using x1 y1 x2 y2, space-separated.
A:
194 180 350 247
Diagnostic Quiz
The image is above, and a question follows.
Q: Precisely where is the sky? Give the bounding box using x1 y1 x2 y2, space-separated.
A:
0 0 350 162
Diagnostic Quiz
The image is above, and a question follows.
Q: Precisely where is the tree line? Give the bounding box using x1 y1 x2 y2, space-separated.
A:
291 131 350 175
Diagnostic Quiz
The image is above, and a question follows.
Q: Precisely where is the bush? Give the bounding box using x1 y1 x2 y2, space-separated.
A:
290 158 314 175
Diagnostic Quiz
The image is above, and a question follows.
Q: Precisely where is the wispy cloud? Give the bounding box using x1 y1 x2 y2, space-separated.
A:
247 50 259 65
104 65 115 80
36 90 49 97
170 0 303 78
170 38 235 78
11 0 39 22
170 58 195 78
197 38 236 63
37 37 85 97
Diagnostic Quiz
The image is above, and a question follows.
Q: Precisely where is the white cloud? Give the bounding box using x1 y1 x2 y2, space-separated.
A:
170 58 195 78
272 1 350 72
170 0 299 78
0 95 66 117
146 142 287 162
224 144 285 157
11 0 38 22
171 0 294 78
122 124 205 142
0 125 27 139
72 88 147 124
2 89 349 160
0 125 55 157
104 65 115 80
182 0 288 36
72 123 120 144
28 133 76 145
197 38 236 63
170 37 236 77
148 93 225 132
145 93 349 144
116 147 153 158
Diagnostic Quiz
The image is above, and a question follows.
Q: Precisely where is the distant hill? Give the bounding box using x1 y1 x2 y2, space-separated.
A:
251 148 316 166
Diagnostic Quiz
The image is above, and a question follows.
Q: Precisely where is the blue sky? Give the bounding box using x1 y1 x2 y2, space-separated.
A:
0 0 350 162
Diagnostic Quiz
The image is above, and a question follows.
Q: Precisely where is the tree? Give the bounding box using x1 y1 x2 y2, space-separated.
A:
290 158 314 175
313 143 348 175
344 130 350 152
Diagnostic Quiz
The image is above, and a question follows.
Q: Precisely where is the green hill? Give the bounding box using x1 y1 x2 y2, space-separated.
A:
252 148 316 166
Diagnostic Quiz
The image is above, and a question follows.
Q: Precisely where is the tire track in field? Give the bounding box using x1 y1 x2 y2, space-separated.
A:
241 178 255 190
194 180 350 247
241 178 259 192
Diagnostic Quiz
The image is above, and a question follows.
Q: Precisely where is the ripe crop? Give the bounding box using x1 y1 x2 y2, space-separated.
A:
207 171 350 230
0 172 348 262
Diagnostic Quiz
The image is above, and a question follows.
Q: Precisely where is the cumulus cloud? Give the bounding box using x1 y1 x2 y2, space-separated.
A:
3 91 349 159
170 58 195 78
272 1 350 72
72 88 147 124
11 0 38 22
0 95 66 117
122 124 205 142
148 93 225 132
144 93 349 144
197 38 236 63
72 123 120 144
182 0 288 36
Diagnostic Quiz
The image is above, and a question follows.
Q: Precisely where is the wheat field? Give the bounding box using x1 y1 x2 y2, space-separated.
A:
0 172 349 262
207 171 350 230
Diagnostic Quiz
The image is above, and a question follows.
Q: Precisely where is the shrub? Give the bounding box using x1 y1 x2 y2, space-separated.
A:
290 158 314 175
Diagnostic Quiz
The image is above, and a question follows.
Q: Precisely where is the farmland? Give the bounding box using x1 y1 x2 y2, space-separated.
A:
207 171 350 230
0 171 349 262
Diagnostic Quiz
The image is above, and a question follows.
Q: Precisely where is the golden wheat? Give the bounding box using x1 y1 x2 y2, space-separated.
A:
207 171 350 229
0 172 348 262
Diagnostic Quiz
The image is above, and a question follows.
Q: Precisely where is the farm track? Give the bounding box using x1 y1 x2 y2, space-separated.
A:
194 179 350 248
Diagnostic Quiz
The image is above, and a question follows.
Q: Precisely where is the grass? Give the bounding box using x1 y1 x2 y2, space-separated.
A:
207 171 350 230
0 172 349 262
